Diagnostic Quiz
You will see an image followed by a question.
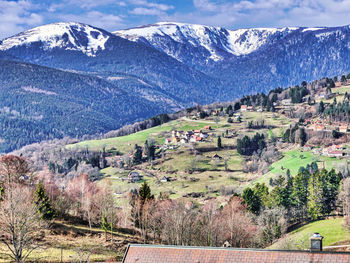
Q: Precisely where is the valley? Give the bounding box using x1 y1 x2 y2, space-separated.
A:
2 18 350 263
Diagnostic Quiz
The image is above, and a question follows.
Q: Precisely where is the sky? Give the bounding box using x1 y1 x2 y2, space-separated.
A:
1 0 350 39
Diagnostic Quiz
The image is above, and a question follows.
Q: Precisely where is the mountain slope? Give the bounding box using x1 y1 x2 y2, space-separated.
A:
115 22 298 67
0 22 223 105
115 23 350 93
0 60 179 152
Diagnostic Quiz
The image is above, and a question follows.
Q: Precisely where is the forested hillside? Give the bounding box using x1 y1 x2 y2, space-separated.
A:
0 60 175 152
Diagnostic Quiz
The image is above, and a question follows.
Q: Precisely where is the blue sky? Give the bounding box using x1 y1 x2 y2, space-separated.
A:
1 0 350 39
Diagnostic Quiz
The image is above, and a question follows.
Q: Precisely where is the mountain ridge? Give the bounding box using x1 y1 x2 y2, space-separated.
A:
1 21 350 152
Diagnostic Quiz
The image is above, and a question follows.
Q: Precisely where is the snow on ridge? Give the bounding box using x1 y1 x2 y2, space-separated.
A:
115 23 299 59
302 27 325 32
0 22 109 57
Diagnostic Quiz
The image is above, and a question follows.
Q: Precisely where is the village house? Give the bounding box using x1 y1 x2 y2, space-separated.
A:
171 136 180 144
327 150 343 158
160 176 171 183
323 145 343 158
240 105 247 112
281 99 292 106
318 92 325 99
247 106 254 111
335 81 342 87
180 138 188 144
212 153 223 160
164 138 172 145
128 171 143 182
315 124 326 131
204 125 212 130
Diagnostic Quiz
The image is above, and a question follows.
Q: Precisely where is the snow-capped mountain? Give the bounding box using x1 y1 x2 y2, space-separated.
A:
0 22 110 57
1 21 350 151
114 22 350 74
114 22 298 65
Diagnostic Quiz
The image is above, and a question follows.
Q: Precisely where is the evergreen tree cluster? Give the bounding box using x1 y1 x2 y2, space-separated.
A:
34 181 55 220
289 85 309 103
242 166 342 221
323 100 350 123
283 124 307 146
237 133 266 156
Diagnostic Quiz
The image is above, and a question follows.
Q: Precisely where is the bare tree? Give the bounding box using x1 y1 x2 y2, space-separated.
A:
0 155 30 185
0 184 43 262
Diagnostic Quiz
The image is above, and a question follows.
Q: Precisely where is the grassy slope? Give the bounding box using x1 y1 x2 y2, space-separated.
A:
252 148 344 186
67 112 292 154
93 112 292 199
67 118 210 153
0 221 138 262
269 218 350 250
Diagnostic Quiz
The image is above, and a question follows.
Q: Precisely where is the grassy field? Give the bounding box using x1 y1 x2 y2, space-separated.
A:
0 221 138 262
269 218 350 250
315 84 350 104
67 112 292 154
67 118 213 153
252 148 344 186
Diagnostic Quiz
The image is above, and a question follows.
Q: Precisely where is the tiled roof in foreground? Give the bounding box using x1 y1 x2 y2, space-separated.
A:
122 244 350 263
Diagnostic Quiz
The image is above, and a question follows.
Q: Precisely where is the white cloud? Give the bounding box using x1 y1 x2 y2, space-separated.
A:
66 0 124 9
130 7 165 16
129 0 174 11
169 0 350 29
60 11 124 30
0 0 43 39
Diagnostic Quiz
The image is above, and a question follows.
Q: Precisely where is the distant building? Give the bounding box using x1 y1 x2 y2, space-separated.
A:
160 176 170 183
180 138 188 144
335 81 342 87
212 153 222 160
323 146 343 158
128 171 143 182
281 99 292 106
315 124 325 131
204 125 212 130
164 138 172 145
327 150 343 158
240 105 247 112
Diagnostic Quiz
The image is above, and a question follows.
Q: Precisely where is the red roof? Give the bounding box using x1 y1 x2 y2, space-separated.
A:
122 244 350 263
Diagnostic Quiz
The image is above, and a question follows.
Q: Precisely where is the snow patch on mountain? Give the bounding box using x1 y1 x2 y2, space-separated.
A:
114 22 299 61
302 27 325 32
0 22 109 57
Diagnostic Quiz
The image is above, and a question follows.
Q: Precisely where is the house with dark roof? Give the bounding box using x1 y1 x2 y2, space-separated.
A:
122 243 350 263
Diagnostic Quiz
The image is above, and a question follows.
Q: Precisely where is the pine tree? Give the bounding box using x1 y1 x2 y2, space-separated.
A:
133 144 143 164
217 136 222 149
144 139 156 162
307 172 323 220
35 181 54 220
318 101 325 114
242 188 261 215
139 182 154 201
